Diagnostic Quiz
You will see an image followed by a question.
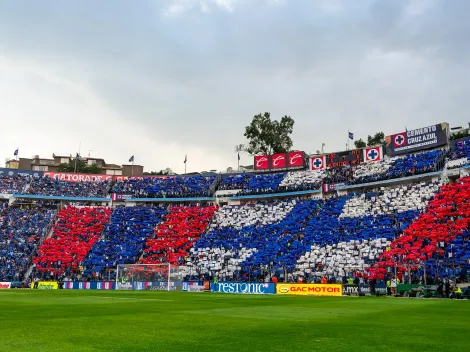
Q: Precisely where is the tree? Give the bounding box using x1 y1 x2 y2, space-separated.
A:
354 138 367 148
367 132 385 146
244 112 295 155
57 159 101 174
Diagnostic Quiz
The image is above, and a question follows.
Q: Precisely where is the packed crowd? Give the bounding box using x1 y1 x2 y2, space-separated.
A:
111 175 215 198
0 206 55 281
141 205 217 266
371 176 470 280
27 176 109 198
447 138 470 169
0 175 30 194
33 206 112 277
81 206 168 280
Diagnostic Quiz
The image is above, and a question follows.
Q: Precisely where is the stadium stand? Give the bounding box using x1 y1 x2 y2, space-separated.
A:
81 206 168 280
295 182 441 280
141 205 217 266
0 207 55 281
372 176 470 280
218 174 254 191
0 175 30 194
33 206 111 276
183 199 318 279
111 175 215 198
26 176 109 198
447 138 470 169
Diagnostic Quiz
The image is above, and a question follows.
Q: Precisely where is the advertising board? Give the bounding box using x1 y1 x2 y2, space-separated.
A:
385 123 449 155
0 282 11 289
276 284 342 296
211 282 276 294
37 281 59 290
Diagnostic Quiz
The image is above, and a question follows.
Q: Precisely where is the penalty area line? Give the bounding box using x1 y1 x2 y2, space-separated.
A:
95 297 173 302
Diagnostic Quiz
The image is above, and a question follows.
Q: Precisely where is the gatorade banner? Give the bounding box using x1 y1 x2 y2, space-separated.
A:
276 283 342 296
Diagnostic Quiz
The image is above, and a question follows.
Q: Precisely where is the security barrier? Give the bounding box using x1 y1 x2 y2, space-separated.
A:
276 284 342 296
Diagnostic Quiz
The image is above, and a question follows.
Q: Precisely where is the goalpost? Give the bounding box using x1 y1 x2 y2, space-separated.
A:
115 264 172 291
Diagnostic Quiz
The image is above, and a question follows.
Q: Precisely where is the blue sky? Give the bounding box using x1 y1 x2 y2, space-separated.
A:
1 0 469 173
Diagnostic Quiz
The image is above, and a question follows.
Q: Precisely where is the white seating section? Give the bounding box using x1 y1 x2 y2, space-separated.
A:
208 200 296 229
294 239 390 278
340 182 441 218
279 170 325 188
181 247 257 277
352 156 398 179
447 157 469 169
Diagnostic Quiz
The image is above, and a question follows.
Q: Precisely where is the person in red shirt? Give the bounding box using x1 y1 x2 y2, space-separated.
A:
321 276 328 284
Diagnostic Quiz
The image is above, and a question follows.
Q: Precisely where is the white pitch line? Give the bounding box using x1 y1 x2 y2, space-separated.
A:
95 297 173 301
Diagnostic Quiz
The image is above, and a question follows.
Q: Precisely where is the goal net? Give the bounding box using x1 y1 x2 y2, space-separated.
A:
115 264 173 290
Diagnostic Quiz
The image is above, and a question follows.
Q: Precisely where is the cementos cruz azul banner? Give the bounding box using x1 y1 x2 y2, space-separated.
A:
0 168 43 178
211 282 276 294
44 172 112 182
276 284 342 296
385 123 449 156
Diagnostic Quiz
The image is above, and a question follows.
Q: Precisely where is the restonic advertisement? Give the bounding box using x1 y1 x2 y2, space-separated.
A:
212 282 276 294
276 284 343 296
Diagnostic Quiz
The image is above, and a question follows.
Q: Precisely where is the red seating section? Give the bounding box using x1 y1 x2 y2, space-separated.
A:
141 205 217 265
34 206 111 274
371 177 470 277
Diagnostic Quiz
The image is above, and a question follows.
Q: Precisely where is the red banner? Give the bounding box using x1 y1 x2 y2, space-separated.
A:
288 151 304 168
44 172 112 182
254 152 305 172
271 153 286 169
254 155 269 170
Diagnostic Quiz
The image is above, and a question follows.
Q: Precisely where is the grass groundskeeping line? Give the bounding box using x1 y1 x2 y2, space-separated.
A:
0 290 468 352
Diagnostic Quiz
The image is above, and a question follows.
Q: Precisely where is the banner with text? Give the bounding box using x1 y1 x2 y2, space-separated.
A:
37 281 59 290
0 168 44 178
254 151 306 172
276 283 342 296
111 194 134 201
385 123 449 156
44 172 112 182
0 282 11 289
211 282 276 294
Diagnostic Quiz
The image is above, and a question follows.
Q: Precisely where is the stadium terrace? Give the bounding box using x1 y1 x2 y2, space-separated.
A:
0 122 469 301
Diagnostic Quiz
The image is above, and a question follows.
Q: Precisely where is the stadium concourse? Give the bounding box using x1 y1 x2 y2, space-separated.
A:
0 130 470 295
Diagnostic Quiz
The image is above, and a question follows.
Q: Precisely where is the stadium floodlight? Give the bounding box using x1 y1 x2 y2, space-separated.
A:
115 264 172 291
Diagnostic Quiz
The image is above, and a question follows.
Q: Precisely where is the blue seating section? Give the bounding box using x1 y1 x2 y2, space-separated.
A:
239 173 286 195
111 176 215 198
27 177 109 197
82 206 167 278
350 150 443 185
0 175 30 194
0 207 55 281
218 174 254 190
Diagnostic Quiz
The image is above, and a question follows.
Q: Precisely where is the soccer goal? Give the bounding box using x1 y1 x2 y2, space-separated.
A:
115 264 172 290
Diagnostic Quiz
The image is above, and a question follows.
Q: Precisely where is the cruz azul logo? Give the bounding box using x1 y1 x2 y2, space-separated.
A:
254 155 269 170
288 151 304 168
272 154 286 169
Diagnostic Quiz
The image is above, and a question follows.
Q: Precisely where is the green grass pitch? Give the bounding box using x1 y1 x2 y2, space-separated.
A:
0 290 469 352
